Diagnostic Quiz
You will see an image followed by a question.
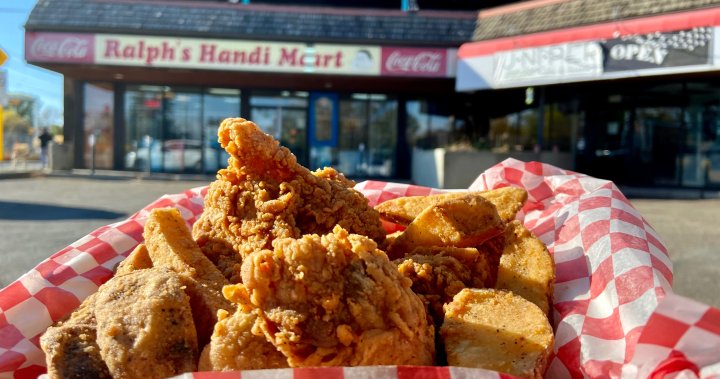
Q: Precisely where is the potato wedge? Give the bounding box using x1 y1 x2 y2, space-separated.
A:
115 243 152 275
440 288 553 379
143 208 233 346
375 186 527 226
495 220 555 316
386 194 505 259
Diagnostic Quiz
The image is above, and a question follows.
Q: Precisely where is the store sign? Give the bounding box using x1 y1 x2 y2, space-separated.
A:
25 32 95 63
380 47 447 77
25 32 456 78
93 35 381 75
602 27 712 71
494 42 603 85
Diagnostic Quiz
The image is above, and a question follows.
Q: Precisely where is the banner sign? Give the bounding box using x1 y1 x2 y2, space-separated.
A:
494 42 603 85
380 47 447 77
25 32 456 78
602 27 712 71
457 26 719 91
25 32 95 64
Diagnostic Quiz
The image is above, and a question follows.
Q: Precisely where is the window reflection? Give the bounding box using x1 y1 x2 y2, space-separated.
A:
124 86 240 173
83 83 114 169
125 86 163 172
250 91 308 166
204 88 240 173
317 93 397 178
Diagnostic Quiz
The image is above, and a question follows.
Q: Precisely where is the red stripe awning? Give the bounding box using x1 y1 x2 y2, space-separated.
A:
459 6 720 59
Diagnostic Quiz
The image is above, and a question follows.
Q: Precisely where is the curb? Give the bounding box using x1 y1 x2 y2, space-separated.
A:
0 171 45 180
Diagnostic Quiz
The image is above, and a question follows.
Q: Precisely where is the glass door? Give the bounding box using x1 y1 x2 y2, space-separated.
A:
125 85 164 172
250 91 309 167
308 92 398 178
635 107 683 186
164 88 203 173
204 88 241 173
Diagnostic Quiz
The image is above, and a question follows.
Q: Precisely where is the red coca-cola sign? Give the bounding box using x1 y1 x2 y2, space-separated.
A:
381 47 447 77
25 32 95 63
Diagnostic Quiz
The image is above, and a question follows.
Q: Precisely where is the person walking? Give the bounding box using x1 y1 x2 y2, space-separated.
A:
38 128 53 169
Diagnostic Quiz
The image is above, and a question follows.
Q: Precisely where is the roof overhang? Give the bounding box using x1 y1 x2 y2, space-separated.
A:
456 7 720 91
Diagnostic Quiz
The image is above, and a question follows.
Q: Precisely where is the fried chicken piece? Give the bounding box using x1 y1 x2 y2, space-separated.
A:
395 247 492 322
235 226 435 367
198 308 289 371
192 118 385 282
94 268 198 379
41 293 111 379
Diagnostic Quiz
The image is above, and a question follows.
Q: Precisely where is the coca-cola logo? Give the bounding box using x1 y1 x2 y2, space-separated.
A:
27 34 92 62
385 51 443 73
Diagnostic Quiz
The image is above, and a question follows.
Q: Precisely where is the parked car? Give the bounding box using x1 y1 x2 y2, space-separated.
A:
125 139 228 173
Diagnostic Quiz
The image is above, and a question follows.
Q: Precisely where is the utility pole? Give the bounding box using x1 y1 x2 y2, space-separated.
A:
0 47 8 161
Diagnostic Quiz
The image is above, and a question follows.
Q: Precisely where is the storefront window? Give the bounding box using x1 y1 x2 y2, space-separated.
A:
83 83 114 169
684 84 720 187
321 94 397 177
251 91 308 166
489 108 538 152
165 88 203 173
544 103 576 152
125 85 222 173
406 100 454 149
366 95 397 177
204 88 240 172
125 85 163 172
636 107 683 186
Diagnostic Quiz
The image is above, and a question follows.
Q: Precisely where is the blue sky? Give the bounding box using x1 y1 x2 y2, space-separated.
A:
0 0 63 113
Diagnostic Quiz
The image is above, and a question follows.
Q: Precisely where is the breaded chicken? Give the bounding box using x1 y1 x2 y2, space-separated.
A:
192 118 386 282
94 268 198 379
395 247 492 322
198 308 289 371
234 226 435 367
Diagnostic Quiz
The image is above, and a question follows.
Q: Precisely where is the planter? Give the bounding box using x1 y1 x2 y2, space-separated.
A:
411 147 574 188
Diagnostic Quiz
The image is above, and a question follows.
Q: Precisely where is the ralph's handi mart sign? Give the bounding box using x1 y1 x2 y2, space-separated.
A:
25 32 457 78
456 7 720 91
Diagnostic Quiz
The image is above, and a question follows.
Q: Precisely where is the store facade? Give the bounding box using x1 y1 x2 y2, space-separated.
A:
457 5 720 189
25 1 476 180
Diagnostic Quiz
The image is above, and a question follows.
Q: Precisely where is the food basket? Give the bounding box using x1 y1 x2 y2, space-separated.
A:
1 158 719 379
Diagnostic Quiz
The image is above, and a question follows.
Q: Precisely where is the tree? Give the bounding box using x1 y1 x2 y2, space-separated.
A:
2 108 32 137
38 104 63 130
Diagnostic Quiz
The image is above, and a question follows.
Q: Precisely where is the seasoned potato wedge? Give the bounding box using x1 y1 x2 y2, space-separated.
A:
115 243 152 275
440 288 553 379
143 208 233 346
375 187 527 226
495 220 555 316
386 194 505 259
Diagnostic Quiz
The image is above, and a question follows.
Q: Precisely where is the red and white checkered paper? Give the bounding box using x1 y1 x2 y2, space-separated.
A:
1 158 719 379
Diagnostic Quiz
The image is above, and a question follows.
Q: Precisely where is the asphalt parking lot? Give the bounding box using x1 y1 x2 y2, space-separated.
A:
0 175 718 309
